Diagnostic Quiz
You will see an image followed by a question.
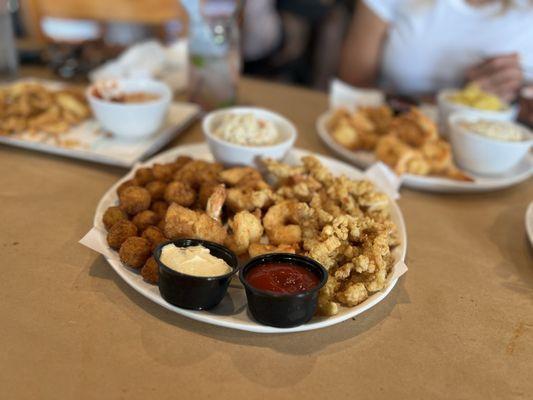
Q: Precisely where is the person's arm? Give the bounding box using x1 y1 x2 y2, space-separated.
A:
338 1 389 88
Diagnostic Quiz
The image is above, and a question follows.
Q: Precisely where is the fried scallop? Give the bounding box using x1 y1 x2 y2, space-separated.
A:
164 181 196 207
107 220 138 250
141 256 159 284
119 237 151 269
132 210 159 231
145 180 167 200
119 186 151 215
102 206 128 231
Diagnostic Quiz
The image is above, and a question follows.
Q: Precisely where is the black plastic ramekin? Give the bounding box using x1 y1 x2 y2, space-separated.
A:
154 238 238 310
239 253 328 328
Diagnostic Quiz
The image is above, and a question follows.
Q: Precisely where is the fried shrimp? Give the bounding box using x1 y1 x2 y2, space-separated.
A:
262 200 302 245
226 187 272 212
225 211 264 255
205 184 226 221
164 203 227 244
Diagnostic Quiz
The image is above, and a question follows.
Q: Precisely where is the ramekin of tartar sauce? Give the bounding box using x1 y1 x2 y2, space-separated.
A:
202 107 297 167
155 239 238 310
449 113 533 175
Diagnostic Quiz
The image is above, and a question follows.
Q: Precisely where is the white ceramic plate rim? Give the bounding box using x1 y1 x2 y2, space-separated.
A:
93 143 407 333
526 202 533 247
316 110 533 193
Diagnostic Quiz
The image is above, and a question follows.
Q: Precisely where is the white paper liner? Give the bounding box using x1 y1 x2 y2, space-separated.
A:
329 79 385 111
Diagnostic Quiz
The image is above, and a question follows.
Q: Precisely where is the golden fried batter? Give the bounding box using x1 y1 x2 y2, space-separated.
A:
119 237 151 269
141 256 159 283
132 210 159 231
102 206 128 231
119 186 151 215
107 220 138 250
141 225 168 250
145 180 167 200
164 181 196 207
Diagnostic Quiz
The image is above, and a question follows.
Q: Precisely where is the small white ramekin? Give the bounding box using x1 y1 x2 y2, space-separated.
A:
437 89 518 136
86 79 171 139
202 107 297 167
449 113 533 175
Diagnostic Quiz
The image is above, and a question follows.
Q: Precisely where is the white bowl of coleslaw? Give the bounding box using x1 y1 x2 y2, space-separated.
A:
202 107 297 166
449 113 533 174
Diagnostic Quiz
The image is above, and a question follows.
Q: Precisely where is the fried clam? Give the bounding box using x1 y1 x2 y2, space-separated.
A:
269 155 398 316
262 200 302 245
225 210 264 255
119 186 151 215
119 237 152 269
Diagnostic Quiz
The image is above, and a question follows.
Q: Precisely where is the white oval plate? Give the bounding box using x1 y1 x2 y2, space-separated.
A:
526 202 533 247
93 143 407 333
317 111 533 193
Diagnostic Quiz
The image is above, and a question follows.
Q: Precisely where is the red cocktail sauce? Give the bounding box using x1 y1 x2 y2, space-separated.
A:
245 262 320 294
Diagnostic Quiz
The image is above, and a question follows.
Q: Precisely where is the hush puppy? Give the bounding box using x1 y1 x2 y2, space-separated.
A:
119 186 151 215
107 220 138 250
142 225 168 250
116 178 139 196
151 201 169 220
132 210 159 231
119 237 152 269
145 180 167 200
152 163 175 182
102 206 128 231
174 155 193 172
164 181 196 207
134 167 155 185
141 256 159 284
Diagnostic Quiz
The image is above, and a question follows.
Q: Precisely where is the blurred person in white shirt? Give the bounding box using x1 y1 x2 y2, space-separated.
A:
339 0 533 102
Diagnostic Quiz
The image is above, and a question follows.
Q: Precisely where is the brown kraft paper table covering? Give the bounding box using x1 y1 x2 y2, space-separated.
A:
1 72 532 399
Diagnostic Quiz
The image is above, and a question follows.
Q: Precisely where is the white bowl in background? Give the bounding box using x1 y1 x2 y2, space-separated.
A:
449 113 533 175
86 79 171 139
202 107 297 167
437 89 518 136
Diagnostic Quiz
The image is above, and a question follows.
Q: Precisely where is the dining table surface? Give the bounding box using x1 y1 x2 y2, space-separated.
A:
1 67 533 400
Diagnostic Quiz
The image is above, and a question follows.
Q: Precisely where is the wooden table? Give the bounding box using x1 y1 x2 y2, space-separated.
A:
1 74 532 400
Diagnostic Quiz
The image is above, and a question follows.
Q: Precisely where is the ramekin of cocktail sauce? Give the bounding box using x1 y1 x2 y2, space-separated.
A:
240 253 328 328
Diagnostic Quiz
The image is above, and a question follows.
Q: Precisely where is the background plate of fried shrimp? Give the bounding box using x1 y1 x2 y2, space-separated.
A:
83 143 407 333
316 109 533 193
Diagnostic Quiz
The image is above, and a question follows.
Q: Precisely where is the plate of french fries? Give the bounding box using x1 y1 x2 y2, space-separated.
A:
0 79 199 167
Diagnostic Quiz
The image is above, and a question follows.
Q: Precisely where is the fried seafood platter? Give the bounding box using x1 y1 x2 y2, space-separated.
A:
91 143 406 333
324 106 472 181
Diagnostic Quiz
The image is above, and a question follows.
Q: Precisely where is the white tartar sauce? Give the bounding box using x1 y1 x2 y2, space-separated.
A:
160 244 232 277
